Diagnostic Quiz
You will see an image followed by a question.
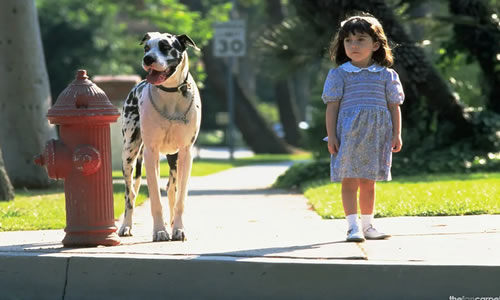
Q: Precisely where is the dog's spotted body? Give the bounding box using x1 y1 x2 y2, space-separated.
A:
119 32 201 241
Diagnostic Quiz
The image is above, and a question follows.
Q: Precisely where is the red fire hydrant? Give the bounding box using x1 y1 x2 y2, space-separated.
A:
34 70 121 247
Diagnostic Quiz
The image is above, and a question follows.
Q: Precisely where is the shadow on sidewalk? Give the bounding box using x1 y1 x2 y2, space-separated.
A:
0 241 79 254
201 241 366 261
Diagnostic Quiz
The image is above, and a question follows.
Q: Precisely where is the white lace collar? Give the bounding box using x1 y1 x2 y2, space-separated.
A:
340 61 385 73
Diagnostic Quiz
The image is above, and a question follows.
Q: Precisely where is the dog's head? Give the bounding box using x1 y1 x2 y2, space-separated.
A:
140 32 199 85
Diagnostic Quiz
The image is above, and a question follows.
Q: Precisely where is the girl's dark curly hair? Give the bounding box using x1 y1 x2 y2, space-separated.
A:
329 13 393 67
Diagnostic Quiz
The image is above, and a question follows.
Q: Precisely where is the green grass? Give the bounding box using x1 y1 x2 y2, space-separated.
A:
0 183 149 232
112 153 312 178
304 172 500 219
1 153 310 232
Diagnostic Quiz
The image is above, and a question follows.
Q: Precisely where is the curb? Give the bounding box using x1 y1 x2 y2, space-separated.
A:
1 254 499 300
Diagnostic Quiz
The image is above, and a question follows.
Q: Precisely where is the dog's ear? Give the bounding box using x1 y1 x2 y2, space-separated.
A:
140 32 161 45
140 33 151 45
177 34 200 51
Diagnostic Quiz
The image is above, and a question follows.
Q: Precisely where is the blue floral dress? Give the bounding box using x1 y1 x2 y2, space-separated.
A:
322 62 404 182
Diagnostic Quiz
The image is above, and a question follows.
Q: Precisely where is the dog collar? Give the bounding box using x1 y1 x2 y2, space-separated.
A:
148 84 194 124
155 74 190 93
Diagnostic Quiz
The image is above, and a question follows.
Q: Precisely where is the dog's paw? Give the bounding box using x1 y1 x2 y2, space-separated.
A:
118 225 133 237
153 230 171 242
172 228 186 241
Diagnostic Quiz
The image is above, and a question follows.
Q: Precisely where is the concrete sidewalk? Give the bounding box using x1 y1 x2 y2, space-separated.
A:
0 162 499 299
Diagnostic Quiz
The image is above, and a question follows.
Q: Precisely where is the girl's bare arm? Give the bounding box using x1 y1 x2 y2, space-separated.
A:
326 101 340 154
388 103 402 152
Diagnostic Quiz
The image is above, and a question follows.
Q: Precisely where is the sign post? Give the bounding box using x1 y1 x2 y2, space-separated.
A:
213 19 246 160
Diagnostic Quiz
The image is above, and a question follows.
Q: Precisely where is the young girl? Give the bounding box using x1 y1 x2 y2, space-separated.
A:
322 14 404 242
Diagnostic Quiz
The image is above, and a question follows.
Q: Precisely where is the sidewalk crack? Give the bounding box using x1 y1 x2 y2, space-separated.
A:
62 257 70 300
356 243 369 260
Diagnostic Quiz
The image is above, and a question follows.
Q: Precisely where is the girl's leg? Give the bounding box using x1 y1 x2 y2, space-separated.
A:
359 179 391 239
359 178 376 230
341 178 359 216
359 178 376 215
342 178 364 241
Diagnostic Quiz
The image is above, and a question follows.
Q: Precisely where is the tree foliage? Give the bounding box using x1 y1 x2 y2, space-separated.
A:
37 0 229 99
38 0 132 98
253 0 500 178
447 0 500 113
36 0 499 162
38 0 294 153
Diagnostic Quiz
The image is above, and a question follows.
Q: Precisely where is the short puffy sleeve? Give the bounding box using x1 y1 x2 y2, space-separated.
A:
322 68 344 104
385 68 404 105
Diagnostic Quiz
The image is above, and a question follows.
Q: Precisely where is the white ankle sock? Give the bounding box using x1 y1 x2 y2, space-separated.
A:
346 214 359 230
361 214 374 231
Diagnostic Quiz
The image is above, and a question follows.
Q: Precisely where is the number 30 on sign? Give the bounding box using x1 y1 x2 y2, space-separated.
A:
213 20 246 57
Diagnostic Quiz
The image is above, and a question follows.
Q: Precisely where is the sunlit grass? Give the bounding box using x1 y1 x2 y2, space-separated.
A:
111 152 312 178
2 153 311 232
0 189 66 231
304 173 500 219
0 183 148 231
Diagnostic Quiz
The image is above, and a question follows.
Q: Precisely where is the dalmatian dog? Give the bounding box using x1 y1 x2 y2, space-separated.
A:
119 32 201 241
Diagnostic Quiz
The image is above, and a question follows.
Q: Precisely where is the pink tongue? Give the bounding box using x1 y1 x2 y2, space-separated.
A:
146 70 167 85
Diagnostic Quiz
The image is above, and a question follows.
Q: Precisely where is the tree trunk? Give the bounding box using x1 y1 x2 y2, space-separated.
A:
293 0 474 138
266 0 302 146
203 41 292 154
275 80 302 146
0 0 57 188
290 67 312 122
449 0 500 113
0 146 15 201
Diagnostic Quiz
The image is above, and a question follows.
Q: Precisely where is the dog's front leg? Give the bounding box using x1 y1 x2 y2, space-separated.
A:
171 146 193 241
144 147 170 241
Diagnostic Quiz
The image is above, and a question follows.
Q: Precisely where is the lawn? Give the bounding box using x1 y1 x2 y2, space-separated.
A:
4 153 496 232
1 153 310 232
0 184 149 231
304 172 500 219
111 153 312 178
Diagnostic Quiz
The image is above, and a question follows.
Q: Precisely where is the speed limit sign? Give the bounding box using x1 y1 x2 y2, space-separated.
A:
213 20 246 57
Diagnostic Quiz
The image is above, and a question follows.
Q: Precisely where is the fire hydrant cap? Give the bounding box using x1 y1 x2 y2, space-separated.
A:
47 70 120 124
